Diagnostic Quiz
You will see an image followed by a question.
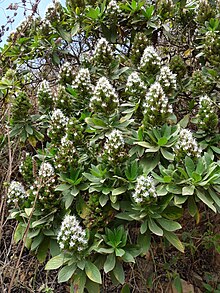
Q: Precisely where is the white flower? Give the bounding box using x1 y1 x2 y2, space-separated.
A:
57 215 88 253
174 129 202 158
132 175 157 203
72 68 93 92
90 77 119 113
140 46 161 71
157 66 177 91
125 71 147 96
93 38 114 65
39 162 54 178
7 181 28 206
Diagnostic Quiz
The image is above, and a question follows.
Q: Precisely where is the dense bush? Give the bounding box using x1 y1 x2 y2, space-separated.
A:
0 0 220 291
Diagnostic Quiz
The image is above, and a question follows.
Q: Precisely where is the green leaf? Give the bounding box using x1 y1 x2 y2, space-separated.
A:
173 275 183 293
163 231 184 253
55 184 71 192
86 7 100 19
25 124 33 135
85 278 100 293
187 196 198 217
122 251 135 263
24 207 33 216
45 254 67 270
14 223 25 244
178 114 189 128
161 148 175 161
156 218 182 232
57 26 72 42
99 194 109 207
113 261 125 284
58 264 77 283
135 141 159 152
208 188 220 207
112 187 127 196
137 233 151 254
115 248 125 257
71 23 80 36
104 254 116 273
196 189 216 212
158 137 168 146
31 233 44 251
140 219 148 234
162 206 183 220
148 218 163 236
182 185 195 196
121 284 130 293
73 270 87 293
185 157 195 177
37 237 49 263
85 261 102 284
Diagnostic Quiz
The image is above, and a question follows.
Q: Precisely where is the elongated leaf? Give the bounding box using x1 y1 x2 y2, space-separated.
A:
104 254 116 273
185 157 195 177
163 230 184 253
45 254 67 270
73 270 87 293
85 261 102 284
161 148 174 161
208 188 220 207
187 196 198 218
113 261 125 284
196 189 216 212
148 219 163 236
156 218 182 232
58 264 77 283
112 187 127 196
182 185 195 196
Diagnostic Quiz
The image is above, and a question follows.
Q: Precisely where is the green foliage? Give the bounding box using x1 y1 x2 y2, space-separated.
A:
1 0 220 290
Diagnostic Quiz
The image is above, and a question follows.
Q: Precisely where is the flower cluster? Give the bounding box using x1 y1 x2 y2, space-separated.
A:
143 82 173 125
7 181 27 206
106 0 121 17
190 70 212 97
90 77 119 115
54 135 77 171
37 80 53 110
196 95 218 132
140 46 161 74
48 109 69 145
57 215 88 254
157 66 177 93
65 117 84 144
19 152 34 184
72 68 93 97
53 85 73 115
29 162 57 209
174 129 202 158
204 31 220 66
58 62 74 85
102 129 126 163
93 38 114 66
125 72 147 101
39 162 55 179
131 32 150 64
132 175 157 204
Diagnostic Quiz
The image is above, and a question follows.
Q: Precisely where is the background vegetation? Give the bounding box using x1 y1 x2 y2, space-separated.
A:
0 0 220 292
